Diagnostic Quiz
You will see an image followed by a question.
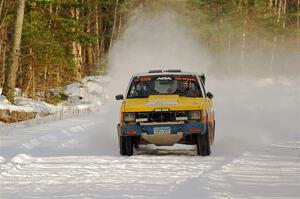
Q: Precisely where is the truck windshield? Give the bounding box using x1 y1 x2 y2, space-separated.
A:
127 75 202 98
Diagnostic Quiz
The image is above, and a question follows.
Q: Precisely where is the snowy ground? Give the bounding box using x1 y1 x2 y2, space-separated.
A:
0 76 108 119
0 78 299 199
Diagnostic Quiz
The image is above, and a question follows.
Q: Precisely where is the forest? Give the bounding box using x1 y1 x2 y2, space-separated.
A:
0 0 299 104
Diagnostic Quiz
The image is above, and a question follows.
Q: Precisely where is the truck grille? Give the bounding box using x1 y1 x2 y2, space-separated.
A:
136 111 188 123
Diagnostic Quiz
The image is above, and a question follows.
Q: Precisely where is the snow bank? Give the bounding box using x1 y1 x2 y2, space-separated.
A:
0 76 108 127
0 96 57 113
64 76 109 106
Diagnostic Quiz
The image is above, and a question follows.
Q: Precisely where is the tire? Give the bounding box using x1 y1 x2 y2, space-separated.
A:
196 133 211 156
134 141 139 150
119 136 133 156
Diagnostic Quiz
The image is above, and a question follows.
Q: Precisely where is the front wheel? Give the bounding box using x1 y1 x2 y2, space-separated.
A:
196 133 211 156
119 136 133 156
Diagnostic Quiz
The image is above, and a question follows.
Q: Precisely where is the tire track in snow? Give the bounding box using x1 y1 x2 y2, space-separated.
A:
208 142 300 199
19 122 94 151
0 116 97 162
170 141 300 198
0 154 223 198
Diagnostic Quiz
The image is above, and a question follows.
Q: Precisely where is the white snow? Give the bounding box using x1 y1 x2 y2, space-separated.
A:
0 77 299 199
0 91 58 113
64 76 109 106
0 76 107 127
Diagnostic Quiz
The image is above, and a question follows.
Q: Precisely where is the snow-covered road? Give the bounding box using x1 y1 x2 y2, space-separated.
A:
0 79 299 198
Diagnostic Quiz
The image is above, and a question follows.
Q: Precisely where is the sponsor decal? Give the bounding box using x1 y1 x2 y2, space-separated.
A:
147 102 178 106
140 77 152 82
135 77 152 82
156 77 172 81
175 77 196 81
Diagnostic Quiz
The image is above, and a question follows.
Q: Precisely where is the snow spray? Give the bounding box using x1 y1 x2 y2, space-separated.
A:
107 10 210 96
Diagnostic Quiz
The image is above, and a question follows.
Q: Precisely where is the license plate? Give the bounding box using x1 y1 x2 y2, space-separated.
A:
153 127 171 134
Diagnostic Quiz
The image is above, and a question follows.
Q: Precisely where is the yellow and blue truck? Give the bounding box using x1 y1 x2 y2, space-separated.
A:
115 70 215 156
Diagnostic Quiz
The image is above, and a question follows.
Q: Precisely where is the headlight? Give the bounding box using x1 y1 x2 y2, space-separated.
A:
189 111 201 120
124 113 136 122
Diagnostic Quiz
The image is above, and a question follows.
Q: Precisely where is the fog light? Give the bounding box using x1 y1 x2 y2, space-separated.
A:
176 116 188 121
124 113 136 122
136 118 148 122
189 111 201 120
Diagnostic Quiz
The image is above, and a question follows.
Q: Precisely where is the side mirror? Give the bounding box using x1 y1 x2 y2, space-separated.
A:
207 92 214 99
115 94 124 100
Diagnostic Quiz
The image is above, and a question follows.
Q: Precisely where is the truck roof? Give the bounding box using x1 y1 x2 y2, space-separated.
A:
132 70 203 77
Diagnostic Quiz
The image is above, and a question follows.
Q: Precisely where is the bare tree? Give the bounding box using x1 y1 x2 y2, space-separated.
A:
1 0 25 103
109 0 119 52
70 7 83 80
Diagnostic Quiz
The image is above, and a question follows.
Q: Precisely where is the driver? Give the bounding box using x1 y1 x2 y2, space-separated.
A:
177 81 197 97
176 81 189 96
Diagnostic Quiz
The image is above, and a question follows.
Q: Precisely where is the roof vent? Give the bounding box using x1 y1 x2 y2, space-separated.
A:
148 70 163 73
164 69 182 73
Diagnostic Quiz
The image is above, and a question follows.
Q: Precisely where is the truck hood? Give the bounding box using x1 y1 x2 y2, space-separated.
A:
122 95 209 112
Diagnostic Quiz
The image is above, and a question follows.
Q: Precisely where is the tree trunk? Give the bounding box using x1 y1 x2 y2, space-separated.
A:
117 15 122 40
0 28 7 86
237 0 243 12
297 0 300 46
270 36 277 75
72 41 83 80
0 0 7 29
85 3 93 75
0 0 3 16
277 0 282 22
282 0 287 29
274 0 278 14
95 4 101 73
283 0 286 15
43 65 48 97
2 0 25 103
71 7 83 80
297 0 300 74
0 0 7 86
109 0 119 52
22 2 35 97
240 31 246 72
32 67 35 99
56 65 60 88
0 24 7 86
269 0 273 7
24 65 32 96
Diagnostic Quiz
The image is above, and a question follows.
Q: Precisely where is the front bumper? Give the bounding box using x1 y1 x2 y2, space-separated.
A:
119 122 207 136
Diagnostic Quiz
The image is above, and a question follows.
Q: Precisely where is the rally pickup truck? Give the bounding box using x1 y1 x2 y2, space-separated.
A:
115 69 215 156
